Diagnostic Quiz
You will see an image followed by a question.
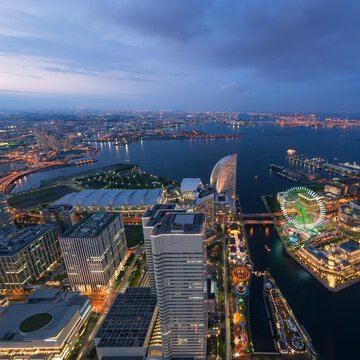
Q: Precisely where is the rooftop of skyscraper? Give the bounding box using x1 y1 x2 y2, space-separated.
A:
0 224 55 256
62 212 119 238
152 212 205 235
143 203 177 220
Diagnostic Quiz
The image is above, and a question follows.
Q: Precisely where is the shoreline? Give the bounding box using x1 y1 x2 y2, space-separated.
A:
262 193 360 293
10 162 137 194
274 223 360 293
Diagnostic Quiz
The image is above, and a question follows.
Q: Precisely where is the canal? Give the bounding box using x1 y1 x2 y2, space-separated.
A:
10 124 360 359
246 225 359 360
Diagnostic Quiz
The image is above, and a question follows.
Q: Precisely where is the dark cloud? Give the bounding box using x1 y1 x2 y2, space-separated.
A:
98 0 211 41
0 0 359 111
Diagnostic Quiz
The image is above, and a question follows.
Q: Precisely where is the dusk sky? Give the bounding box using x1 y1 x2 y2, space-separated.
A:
0 0 359 112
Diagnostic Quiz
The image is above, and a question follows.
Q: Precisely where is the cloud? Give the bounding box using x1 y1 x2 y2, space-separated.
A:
98 0 211 41
0 0 359 111
220 82 248 95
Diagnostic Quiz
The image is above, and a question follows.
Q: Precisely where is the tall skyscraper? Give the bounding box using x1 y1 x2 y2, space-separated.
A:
142 204 184 293
210 153 237 200
151 212 207 359
60 212 127 292
0 194 15 231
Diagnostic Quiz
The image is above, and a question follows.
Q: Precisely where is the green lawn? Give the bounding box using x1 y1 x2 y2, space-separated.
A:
8 185 76 209
19 313 53 333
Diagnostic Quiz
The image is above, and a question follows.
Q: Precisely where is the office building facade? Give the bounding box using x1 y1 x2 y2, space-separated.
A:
151 212 207 359
142 204 181 293
0 194 15 231
0 225 61 290
60 212 127 292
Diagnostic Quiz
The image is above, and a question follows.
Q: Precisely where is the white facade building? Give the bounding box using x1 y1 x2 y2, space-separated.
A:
60 212 127 292
141 204 182 293
151 212 207 359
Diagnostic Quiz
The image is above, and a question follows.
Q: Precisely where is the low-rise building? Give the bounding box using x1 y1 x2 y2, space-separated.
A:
95 287 157 359
339 201 360 231
0 288 91 360
54 188 164 224
42 204 76 233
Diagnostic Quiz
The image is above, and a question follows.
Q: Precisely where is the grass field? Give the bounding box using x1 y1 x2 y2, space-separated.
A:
8 185 76 209
19 313 53 333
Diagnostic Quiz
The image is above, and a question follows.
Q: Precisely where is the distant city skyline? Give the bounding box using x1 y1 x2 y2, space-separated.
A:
0 0 360 112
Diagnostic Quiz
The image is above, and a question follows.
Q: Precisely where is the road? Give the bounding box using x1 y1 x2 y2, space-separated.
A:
223 238 232 360
77 246 144 359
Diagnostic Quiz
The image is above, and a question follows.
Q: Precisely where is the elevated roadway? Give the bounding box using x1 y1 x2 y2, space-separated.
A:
0 161 66 194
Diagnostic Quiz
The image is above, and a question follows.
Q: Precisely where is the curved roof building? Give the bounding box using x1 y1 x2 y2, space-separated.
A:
54 188 163 208
210 154 237 199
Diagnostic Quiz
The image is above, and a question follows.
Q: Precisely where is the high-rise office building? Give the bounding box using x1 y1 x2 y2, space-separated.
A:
142 204 183 293
0 225 61 290
210 153 237 200
42 204 76 233
0 194 15 231
60 212 127 292
151 212 207 359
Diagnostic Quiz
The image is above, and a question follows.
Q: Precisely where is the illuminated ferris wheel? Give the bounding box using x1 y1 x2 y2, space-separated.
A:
280 186 326 230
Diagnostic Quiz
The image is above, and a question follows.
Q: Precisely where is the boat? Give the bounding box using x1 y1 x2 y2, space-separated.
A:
264 245 271 253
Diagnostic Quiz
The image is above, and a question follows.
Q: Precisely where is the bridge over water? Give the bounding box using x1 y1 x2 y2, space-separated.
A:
240 212 282 225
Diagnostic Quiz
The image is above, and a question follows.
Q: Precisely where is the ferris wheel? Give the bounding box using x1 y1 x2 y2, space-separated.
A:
280 186 326 230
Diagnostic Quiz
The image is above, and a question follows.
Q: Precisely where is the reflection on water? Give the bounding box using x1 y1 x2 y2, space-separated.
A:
265 226 270 237
8 124 360 358
247 225 360 360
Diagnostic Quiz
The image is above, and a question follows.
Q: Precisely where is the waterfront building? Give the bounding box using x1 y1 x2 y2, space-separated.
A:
338 201 360 231
42 204 76 233
141 203 183 293
0 288 91 360
214 193 236 223
0 194 15 231
0 225 61 290
151 212 207 359
210 153 237 200
194 191 215 233
54 188 164 224
180 177 203 203
324 184 344 197
338 240 360 262
60 212 127 292
95 287 157 359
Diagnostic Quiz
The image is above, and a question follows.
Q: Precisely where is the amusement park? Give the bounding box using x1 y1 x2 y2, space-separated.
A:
277 186 360 291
